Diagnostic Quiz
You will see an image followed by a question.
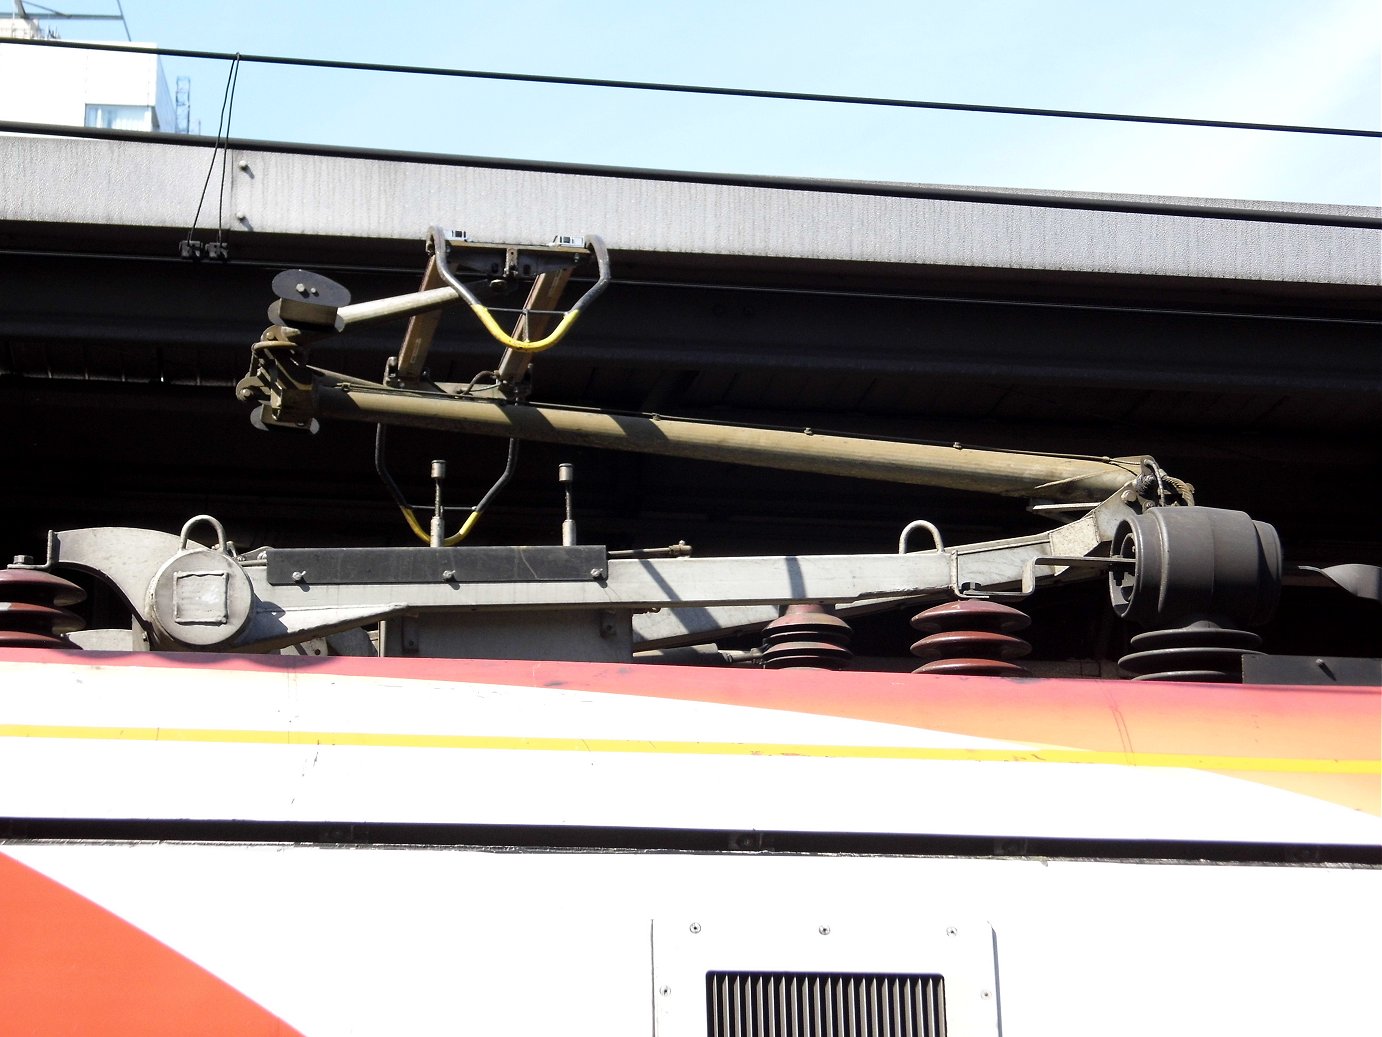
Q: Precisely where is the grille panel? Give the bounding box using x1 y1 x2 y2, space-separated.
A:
706 972 945 1037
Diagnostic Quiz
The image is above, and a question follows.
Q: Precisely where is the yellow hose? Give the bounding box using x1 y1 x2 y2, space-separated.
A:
398 504 483 546
470 305 580 353
443 509 482 546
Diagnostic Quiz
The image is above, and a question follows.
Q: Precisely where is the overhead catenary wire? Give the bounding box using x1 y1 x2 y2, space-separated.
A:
1 35 1379 140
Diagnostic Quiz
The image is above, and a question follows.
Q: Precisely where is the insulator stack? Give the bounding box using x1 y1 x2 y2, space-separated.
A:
1118 621 1262 682
761 603 853 670
910 599 1031 676
0 568 86 649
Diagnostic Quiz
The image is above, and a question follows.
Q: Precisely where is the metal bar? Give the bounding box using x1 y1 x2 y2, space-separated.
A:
395 255 447 383
496 267 575 383
315 384 1140 500
334 285 461 329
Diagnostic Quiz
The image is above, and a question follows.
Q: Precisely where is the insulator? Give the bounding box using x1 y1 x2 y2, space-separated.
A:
761 603 852 670
0 569 86 649
910 599 1031 677
1119 621 1262 682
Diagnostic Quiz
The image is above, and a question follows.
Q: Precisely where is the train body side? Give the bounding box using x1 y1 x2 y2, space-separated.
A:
2 649 1378 1035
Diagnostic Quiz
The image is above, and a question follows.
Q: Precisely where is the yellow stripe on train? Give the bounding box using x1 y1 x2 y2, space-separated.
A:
1 723 1377 775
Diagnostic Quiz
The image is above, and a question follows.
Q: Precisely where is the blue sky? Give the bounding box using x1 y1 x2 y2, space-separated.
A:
24 0 1382 204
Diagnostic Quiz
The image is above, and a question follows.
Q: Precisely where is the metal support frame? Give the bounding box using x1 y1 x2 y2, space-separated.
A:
41 499 1126 657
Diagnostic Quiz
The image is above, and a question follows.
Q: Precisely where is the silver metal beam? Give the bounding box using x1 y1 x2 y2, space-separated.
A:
46 504 1120 655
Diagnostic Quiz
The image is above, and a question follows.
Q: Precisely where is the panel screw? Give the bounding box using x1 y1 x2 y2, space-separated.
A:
946 927 958 936
689 922 701 933
981 990 992 1000
818 925 831 936
659 985 671 996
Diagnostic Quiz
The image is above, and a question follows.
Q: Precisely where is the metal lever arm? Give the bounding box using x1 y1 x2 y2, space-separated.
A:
428 227 611 353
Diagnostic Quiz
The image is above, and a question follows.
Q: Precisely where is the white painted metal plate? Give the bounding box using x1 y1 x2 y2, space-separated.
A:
653 914 999 1036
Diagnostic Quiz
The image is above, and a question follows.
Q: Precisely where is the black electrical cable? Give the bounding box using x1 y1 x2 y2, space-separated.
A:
2 35 1378 140
214 55 241 248
185 53 240 247
375 424 521 519
0 245 1376 326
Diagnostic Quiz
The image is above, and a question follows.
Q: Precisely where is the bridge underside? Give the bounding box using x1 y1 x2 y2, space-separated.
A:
2 138 1378 665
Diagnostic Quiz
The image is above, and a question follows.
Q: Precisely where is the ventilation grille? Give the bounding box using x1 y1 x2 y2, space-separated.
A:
706 972 945 1037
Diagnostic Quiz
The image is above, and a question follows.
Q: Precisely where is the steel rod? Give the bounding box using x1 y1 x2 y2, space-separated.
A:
315 385 1140 500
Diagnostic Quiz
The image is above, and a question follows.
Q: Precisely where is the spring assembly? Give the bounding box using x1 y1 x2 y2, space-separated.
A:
910 599 1032 677
0 567 86 649
761 603 853 670
1118 620 1263 682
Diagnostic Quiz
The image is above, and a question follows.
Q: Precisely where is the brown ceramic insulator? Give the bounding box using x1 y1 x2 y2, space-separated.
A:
0 569 87 607
762 603 853 670
912 657 1032 677
0 569 86 649
0 628 72 649
909 599 1031 677
910 599 1031 635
